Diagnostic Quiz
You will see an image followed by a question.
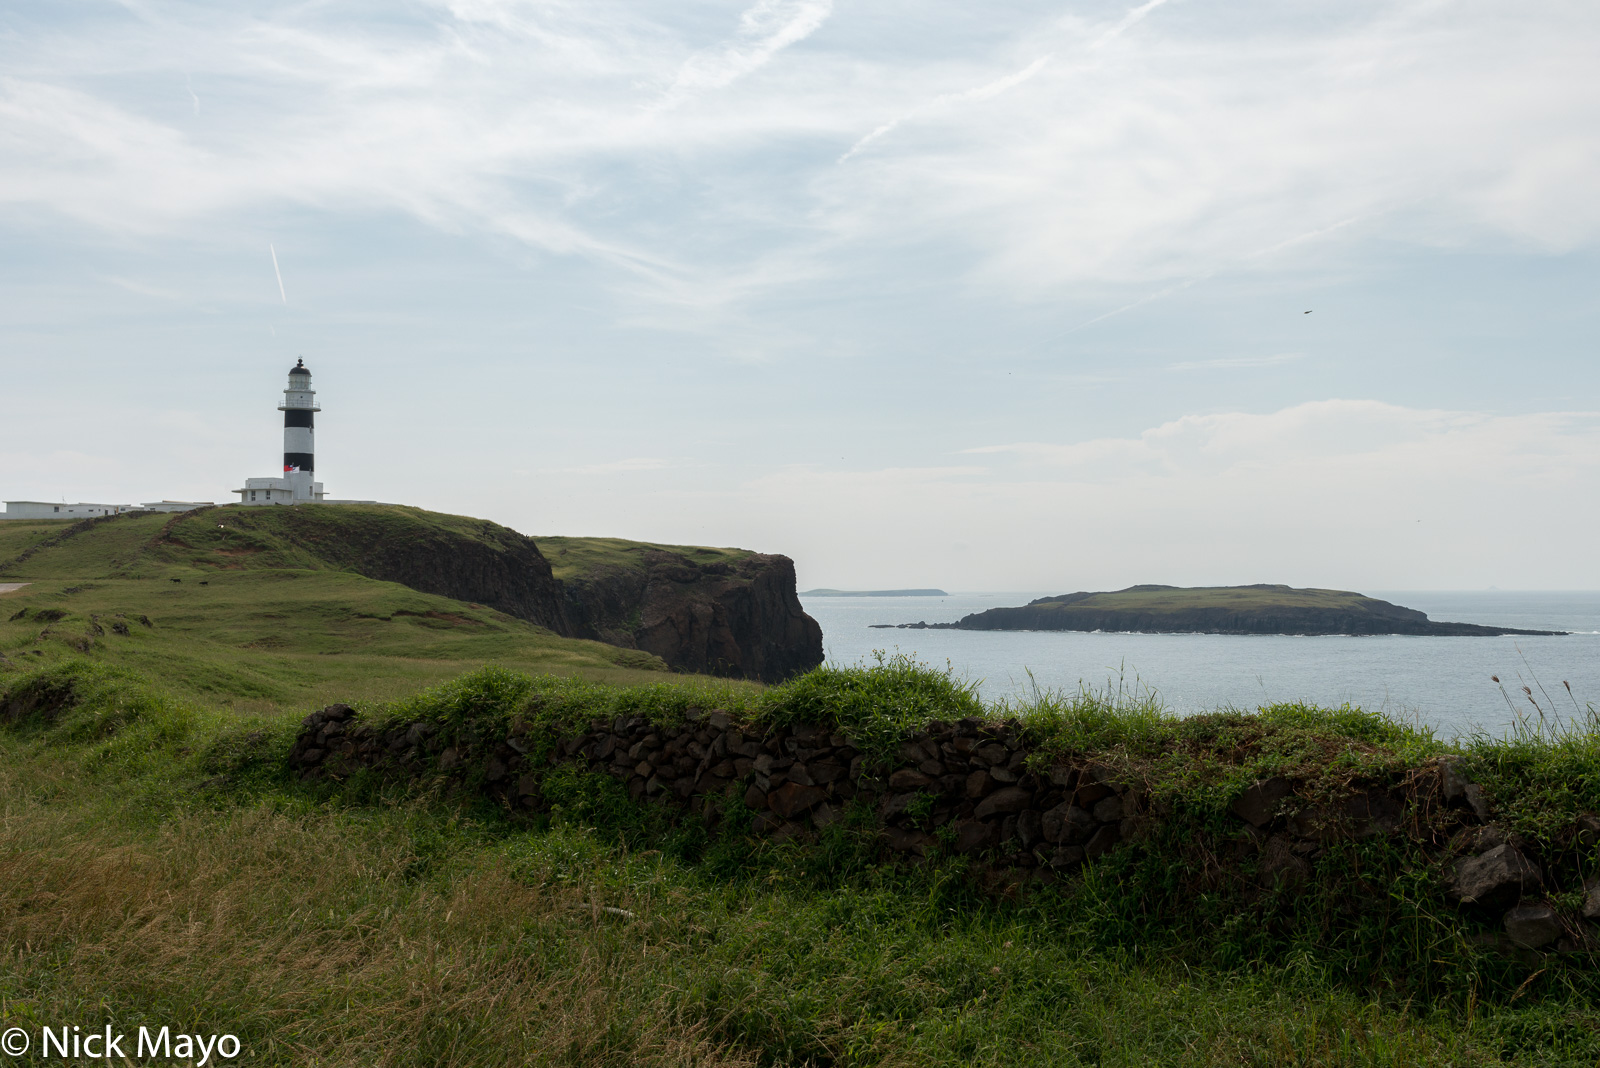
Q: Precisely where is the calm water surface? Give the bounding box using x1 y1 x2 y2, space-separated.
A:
797 591 1600 740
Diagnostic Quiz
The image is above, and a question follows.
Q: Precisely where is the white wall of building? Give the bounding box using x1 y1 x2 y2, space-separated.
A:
1 501 135 519
1 501 216 519
140 501 216 513
235 477 325 506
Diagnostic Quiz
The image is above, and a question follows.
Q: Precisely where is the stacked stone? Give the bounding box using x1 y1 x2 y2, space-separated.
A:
568 711 857 831
850 719 1141 873
292 704 446 780
285 705 1600 954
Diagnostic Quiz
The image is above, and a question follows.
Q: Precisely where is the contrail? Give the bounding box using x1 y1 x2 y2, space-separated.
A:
269 244 287 304
840 55 1052 163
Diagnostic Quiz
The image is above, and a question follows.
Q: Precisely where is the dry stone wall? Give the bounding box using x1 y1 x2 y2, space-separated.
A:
290 705 1600 957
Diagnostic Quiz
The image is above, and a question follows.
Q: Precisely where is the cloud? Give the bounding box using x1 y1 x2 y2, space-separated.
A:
840 54 1054 163
664 0 833 101
1167 353 1304 371
961 400 1560 476
740 400 1600 589
558 456 675 474
104 275 183 300
0 0 1598 311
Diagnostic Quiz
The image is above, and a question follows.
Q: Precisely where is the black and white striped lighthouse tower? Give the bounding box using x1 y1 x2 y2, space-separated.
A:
280 359 320 500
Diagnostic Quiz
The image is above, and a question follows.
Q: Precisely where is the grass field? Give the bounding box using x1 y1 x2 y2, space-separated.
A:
0 512 702 714
536 535 753 581
0 653 1596 1066
1 518 1596 1065
0 570 682 713
0 506 569 578
0 510 777 709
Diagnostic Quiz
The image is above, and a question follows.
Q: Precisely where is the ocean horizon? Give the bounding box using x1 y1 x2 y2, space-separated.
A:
798 589 1600 741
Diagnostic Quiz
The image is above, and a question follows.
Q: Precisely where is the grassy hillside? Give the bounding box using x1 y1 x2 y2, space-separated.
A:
1 572 680 713
0 505 552 578
3 516 1595 1065
0 657 1595 1066
536 535 752 582
0 510 705 711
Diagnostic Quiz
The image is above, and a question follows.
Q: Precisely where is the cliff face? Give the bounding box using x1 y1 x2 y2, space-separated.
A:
556 548 824 684
154 507 823 682
318 518 576 636
169 506 580 635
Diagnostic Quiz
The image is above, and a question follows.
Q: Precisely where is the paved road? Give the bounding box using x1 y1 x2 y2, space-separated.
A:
0 583 30 595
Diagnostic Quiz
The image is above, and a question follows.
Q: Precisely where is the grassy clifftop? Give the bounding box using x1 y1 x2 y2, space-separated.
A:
0 503 818 705
0 505 545 578
0 507 693 710
536 535 752 583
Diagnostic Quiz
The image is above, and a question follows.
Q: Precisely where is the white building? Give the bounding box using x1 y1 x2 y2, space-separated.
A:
4 360 378 517
0 500 215 519
1 501 136 519
142 501 216 513
235 359 327 506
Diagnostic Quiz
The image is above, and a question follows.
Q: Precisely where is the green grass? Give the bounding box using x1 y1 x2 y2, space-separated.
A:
0 505 753 589
0 655 1597 1064
0 656 1596 1065
1027 584 1391 614
0 505 552 579
0 507 783 710
1 509 1596 1068
536 535 753 581
0 506 777 711
0 568 688 714
0 512 174 577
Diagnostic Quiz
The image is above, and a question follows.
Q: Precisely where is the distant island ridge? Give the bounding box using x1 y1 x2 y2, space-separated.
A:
802 588 949 597
872 584 1565 637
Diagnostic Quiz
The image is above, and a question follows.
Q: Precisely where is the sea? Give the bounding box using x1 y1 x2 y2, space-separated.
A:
796 591 1600 741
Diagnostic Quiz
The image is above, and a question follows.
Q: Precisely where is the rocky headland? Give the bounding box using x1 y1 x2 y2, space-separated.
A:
542 537 824 684
4 505 825 683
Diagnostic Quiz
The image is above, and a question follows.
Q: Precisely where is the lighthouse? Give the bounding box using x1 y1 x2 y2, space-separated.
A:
280 358 319 499
234 360 327 506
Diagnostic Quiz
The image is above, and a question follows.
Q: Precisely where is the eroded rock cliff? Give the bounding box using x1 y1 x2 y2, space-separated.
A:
152 507 823 683
172 506 577 635
544 539 823 683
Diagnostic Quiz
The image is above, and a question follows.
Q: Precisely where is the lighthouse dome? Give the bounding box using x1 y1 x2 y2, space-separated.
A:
288 359 311 376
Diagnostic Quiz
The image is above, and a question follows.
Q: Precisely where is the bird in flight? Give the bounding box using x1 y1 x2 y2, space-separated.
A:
1304 310 1312 314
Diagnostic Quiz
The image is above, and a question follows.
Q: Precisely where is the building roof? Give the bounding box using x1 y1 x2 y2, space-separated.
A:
289 358 311 376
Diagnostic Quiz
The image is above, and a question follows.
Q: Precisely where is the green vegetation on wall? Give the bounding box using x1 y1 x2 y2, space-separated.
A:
1 651 1595 1066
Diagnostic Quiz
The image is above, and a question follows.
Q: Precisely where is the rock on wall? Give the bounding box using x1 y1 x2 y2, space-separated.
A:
560 550 823 683
289 706 1600 956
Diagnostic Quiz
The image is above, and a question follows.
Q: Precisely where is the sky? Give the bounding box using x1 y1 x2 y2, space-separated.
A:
2 0 1598 591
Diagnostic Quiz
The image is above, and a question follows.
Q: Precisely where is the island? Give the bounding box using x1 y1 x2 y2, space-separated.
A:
872 584 1565 636
803 588 949 597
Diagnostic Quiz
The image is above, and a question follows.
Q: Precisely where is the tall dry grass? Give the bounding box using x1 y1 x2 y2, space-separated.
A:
0 786 755 1068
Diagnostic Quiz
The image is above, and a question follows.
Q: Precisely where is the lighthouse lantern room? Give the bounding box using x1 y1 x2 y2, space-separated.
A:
234 360 327 506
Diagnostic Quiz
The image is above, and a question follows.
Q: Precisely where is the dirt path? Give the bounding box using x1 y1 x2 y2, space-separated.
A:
0 583 31 595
